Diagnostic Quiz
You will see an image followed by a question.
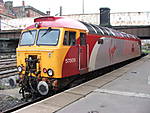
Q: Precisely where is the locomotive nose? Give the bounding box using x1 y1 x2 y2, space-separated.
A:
25 55 41 75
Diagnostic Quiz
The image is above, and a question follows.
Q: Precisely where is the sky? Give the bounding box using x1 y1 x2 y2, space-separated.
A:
3 0 150 15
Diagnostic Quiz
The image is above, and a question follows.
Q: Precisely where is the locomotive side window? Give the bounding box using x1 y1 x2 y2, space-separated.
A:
80 33 86 45
63 31 76 46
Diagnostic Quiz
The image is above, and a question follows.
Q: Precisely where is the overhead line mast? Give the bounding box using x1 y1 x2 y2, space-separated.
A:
82 0 85 14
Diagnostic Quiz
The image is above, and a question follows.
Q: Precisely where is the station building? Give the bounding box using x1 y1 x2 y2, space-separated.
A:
0 0 46 20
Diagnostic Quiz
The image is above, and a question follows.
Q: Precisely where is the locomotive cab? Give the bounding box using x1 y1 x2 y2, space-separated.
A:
16 16 88 97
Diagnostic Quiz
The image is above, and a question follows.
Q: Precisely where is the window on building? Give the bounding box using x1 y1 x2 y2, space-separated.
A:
63 31 76 46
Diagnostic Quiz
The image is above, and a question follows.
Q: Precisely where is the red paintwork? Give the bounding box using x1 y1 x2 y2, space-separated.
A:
86 34 100 56
62 46 80 78
62 34 99 77
25 16 87 31
79 45 87 69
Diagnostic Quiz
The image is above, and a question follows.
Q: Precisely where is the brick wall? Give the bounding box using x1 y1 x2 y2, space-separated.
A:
0 2 5 14
27 9 43 17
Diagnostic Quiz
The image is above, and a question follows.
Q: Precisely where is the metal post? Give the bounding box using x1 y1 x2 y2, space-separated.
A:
60 6 62 16
82 0 84 14
0 16 1 31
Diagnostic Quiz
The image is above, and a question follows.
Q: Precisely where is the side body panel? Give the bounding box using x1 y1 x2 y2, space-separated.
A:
88 35 141 72
62 45 80 77
62 29 88 78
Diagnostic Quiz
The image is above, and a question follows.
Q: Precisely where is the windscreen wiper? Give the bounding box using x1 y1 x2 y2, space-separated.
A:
28 30 34 38
41 27 52 37
28 30 33 35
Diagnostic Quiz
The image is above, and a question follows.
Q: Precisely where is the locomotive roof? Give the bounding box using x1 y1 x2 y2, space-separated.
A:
25 16 87 31
25 16 139 40
80 21 139 40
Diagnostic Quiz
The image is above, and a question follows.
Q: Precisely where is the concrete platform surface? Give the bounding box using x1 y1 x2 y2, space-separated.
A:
14 55 150 113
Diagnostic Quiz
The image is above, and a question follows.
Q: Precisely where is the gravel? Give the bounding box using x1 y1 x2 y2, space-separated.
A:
0 94 23 112
0 76 23 112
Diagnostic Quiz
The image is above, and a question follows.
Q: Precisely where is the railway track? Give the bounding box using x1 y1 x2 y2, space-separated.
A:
0 53 16 59
0 69 17 79
3 95 50 113
0 57 17 79
1 55 145 113
0 55 20 113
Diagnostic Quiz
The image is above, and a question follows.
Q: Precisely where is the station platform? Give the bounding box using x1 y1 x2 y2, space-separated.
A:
14 55 150 113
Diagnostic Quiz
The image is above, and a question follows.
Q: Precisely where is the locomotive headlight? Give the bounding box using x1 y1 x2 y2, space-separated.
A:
47 69 53 76
43 68 47 73
17 66 22 72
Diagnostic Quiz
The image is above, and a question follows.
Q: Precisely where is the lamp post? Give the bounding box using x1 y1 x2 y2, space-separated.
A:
0 16 1 31
82 0 84 14
60 6 62 16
